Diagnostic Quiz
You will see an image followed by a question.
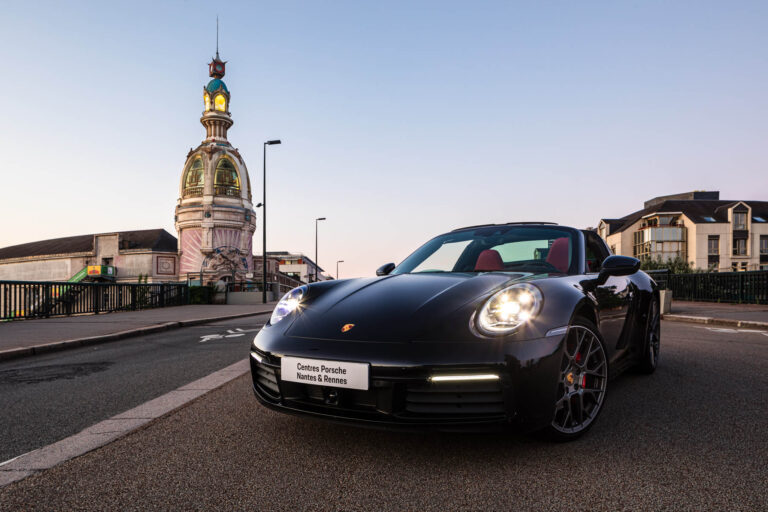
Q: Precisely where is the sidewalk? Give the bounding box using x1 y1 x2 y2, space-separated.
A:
664 300 768 328
0 304 275 361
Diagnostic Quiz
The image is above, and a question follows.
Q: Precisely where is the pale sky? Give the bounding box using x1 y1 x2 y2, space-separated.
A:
1 1 767 278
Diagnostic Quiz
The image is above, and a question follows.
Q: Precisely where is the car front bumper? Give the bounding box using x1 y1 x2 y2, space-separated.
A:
250 327 567 432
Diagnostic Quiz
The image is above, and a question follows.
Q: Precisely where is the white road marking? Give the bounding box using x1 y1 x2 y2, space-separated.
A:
199 326 263 343
698 326 768 336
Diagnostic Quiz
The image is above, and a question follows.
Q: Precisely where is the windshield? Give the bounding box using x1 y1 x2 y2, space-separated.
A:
391 225 578 275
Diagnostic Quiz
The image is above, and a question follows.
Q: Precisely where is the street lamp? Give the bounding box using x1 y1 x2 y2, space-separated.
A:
336 260 344 280
315 217 326 283
262 139 281 303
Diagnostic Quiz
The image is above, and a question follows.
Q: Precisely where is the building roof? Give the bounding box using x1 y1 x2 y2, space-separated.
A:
602 200 768 235
206 78 229 94
0 229 177 261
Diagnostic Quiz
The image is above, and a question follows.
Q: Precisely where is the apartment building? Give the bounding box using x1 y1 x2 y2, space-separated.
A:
598 191 768 271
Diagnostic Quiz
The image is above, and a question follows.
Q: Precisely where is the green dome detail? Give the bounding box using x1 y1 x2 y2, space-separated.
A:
206 79 229 94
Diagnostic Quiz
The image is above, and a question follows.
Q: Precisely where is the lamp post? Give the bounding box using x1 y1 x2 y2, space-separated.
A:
336 260 344 280
262 139 281 303
315 217 326 283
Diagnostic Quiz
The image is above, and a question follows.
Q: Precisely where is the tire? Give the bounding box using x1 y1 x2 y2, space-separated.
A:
542 316 609 442
636 297 660 374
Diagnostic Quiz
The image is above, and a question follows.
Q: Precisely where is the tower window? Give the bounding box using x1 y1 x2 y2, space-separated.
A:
183 157 204 198
204 93 211 112
214 94 227 112
214 157 240 196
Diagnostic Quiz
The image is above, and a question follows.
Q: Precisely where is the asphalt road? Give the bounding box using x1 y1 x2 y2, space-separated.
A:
0 316 266 462
1 321 767 511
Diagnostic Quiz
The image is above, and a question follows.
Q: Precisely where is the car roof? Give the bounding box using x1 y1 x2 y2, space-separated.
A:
450 222 560 232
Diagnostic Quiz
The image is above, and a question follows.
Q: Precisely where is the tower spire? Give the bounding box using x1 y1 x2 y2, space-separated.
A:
216 16 220 60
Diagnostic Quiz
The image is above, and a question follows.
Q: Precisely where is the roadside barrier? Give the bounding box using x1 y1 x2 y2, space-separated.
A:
646 270 767 304
0 281 189 320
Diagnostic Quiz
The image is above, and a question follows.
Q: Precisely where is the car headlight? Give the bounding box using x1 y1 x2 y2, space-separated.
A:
270 285 307 325
476 283 542 336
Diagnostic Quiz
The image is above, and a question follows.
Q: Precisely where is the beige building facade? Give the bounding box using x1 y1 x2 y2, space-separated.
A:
0 230 179 283
598 191 768 272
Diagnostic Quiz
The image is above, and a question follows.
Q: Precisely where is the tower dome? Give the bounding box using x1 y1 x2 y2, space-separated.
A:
174 50 256 285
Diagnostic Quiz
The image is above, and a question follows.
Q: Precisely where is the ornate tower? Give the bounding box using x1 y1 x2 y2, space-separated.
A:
175 51 256 284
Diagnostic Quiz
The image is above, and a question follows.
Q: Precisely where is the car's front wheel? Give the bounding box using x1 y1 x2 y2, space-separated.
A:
543 318 608 441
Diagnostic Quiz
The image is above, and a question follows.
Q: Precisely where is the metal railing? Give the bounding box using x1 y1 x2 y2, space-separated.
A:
1 281 189 320
646 270 767 304
214 186 240 197
183 186 204 198
226 282 296 295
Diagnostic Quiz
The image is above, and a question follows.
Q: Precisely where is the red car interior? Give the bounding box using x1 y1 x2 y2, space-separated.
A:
546 237 570 273
474 249 505 271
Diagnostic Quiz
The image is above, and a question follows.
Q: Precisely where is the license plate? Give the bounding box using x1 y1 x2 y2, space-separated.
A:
280 356 369 390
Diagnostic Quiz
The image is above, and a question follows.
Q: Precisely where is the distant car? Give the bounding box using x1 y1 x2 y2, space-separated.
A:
250 223 660 440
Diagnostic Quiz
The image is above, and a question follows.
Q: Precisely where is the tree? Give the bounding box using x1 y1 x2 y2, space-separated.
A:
639 255 712 274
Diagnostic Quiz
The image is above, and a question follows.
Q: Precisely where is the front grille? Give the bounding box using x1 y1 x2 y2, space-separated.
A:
282 382 381 412
405 381 505 416
253 360 280 398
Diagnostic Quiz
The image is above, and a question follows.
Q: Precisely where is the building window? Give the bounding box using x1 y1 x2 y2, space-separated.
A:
708 236 719 255
754 216 766 223
761 236 768 255
183 157 204 197
741 262 748 271
733 238 747 256
214 94 227 112
703 216 716 222
214 157 240 196
204 93 211 112
733 212 747 230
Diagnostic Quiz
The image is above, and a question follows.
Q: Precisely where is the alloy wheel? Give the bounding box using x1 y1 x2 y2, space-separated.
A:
551 325 608 435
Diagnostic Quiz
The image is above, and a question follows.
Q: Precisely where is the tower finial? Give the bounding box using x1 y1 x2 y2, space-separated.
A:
216 16 220 59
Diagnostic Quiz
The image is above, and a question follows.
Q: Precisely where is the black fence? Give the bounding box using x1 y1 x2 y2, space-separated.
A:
0 281 189 320
646 270 768 304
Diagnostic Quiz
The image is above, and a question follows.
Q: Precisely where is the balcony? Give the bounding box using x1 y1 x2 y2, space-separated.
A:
214 186 240 197
637 226 686 243
183 186 204 198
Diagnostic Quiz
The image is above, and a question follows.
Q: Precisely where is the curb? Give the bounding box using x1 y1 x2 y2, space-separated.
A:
0 358 250 488
662 314 768 330
0 311 271 362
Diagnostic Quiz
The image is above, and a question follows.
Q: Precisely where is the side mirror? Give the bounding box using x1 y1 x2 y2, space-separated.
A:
582 255 640 291
596 255 640 284
376 262 396 276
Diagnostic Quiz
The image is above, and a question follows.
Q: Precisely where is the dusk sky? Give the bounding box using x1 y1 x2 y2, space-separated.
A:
1 1 767 278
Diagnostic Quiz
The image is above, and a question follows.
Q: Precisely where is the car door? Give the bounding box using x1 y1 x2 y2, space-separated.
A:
583 232 632 363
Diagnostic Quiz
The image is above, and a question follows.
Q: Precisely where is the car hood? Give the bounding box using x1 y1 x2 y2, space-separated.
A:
286 272 546 342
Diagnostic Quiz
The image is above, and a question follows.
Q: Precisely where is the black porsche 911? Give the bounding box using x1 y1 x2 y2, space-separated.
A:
250 223 660 440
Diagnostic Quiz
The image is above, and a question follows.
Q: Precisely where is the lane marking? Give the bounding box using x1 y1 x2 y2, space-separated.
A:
199 326 263 343
696 326 768 337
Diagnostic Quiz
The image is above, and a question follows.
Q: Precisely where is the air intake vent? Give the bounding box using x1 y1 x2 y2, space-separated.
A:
254 361 280 398
405 381 505 416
